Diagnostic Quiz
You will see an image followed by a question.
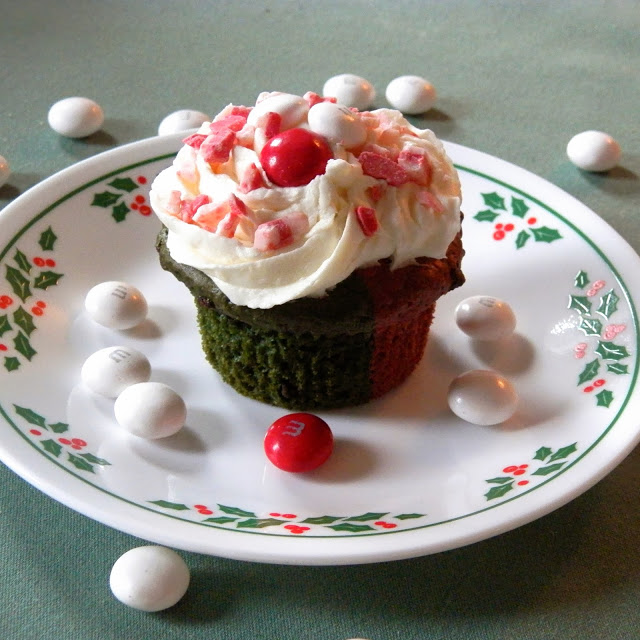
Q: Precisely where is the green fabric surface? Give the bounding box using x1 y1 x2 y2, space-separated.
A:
1 1 639 638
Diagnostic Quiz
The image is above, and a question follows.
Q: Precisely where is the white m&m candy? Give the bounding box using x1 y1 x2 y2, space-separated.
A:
448 370 518 426
385 75 437 114
110 545 190 611
114 382 186 439
455 296 516 341
0 155 10 188
158 109 211 135
323 74 375 110
85 281 148 330
47 97 104 138
307 102 367 147
566 130 621 172
81 346 151 398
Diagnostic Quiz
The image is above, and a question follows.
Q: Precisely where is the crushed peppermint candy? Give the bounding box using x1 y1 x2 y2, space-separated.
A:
354 206 379 237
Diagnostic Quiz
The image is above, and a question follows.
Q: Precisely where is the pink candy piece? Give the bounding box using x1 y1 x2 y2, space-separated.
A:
398 147 432 186
182 133 208 149
358 151 409 187
262 112 282 140
354 206 379 236
230 105 252 118
200 129 236 163
417 190 444 213
254 212 309 251
239 163 267 193
366 184 386 203
192 202 230 232
209 115 248 133
303 91 337 109
163 190 182 216
228 193 249 217
175 146 199 189
179 194 212 222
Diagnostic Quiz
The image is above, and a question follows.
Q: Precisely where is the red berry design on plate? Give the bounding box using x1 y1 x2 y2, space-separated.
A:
284 525 310 534
264 412 334 472
0 295 13 309
527 217 537 225
259 128 333 187
137 176 147 184
493 230 506 241
33 257 45 267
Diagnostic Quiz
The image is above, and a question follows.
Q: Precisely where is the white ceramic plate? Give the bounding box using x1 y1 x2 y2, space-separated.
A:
1 135 638 565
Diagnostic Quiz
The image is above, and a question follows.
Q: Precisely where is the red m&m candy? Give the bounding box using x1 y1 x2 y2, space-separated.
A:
259 128 333 187
264 412 333 472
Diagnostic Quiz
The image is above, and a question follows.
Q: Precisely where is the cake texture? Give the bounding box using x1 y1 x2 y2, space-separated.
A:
150 91 464 409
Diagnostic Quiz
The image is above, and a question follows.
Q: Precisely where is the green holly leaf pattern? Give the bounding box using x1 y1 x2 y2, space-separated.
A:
41 439 62 457
607 363 629 375
474 209 501 223
482 192 506 210
569 295 592 315
301 515 344 525
79 453 110 465
14 405 47 427
531 227 562 243
327 523 376 533
595 341 630 361
484 483 514 500
108 177 138 192
533 446 553 461
485 476 514 485
91 191 122 207
218 505 257 518
577 359 600 385
4 357 20 371
597 290 619 319
13 307 36 336
548 443 578 462
13 249 31 274
38 227 57 251
515 230 530 249
149 500 190 511
33 270 63 290
235 518 286 529
595 389 614 408
202 516 238 525
579 317 602 336
511 197 529 218
345 512 389 522
574 270 590 289
6 265 31 301
48 422 69 434
13 332 36 360
68 453 95 473
531 462 565 476
0 314 11 337
112 202 130 222
394 513 426 520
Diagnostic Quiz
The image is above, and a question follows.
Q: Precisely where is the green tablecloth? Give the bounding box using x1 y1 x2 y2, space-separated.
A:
1 2 639 638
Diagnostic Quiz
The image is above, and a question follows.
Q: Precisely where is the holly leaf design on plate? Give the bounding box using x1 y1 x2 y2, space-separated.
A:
595 341 630 361
515 230 530 249
217 505 257 518
13 249 31 274
511 197 529 218
48 422 69 434
14 404 47 427
0 314 11 337
531 226 562 243
13 307 36 336
13 332 36 360
301 515 344 525
235 518 285 529
5 265 31 302
548 443 577 462
533 446 553 461
577 359 600 385
112 202 129 222
568 295 592 315
327 523 376 533
485 476 514 485
79 453 110 466
474 209 501 223
345 512 389 522
41 439 62 457
68 453 95 473
597 290 619 319
394 513 426 520
579 317 602 337
91 191 122 208
108 177 138 192
202 516 238 525
531 462 565 476
33 270 63 290
574 270 590 289
484 483 514 500
596 389 614 408
607 363 629 375
149 500 190 511
4 357 20 372
38 226 57 251
482 192 506 210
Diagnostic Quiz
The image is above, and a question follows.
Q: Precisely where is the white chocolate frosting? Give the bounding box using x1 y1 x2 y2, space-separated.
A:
150 92 461 309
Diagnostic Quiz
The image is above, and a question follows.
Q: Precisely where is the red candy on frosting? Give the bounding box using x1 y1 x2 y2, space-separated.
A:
201 129 236 163
355 206 379 237
358 151 409 187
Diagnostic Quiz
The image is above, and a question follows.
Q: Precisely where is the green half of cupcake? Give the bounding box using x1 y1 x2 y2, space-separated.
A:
156 226 464 410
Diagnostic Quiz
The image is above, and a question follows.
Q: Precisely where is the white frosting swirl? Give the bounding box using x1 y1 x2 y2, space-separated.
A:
150 93 461 309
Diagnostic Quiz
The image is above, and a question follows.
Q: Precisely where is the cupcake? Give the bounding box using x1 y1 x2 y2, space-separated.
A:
150 91 464 410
